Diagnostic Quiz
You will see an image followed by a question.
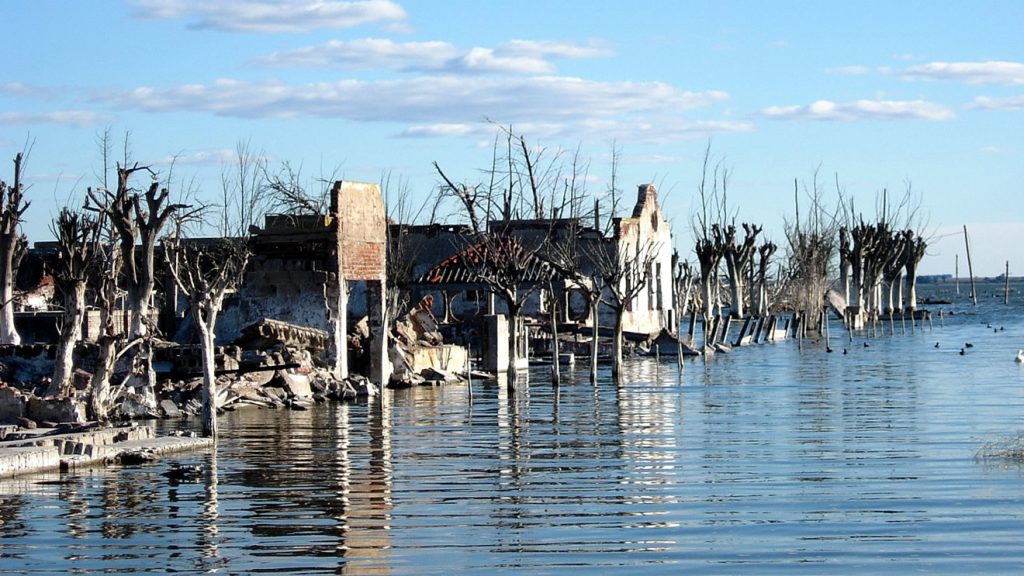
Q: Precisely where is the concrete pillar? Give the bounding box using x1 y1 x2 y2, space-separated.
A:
483 314 509 373
367 280 390 386
335 277 349 379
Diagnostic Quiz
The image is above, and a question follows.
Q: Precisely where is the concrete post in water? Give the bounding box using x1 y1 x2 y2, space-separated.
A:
483 314 509 373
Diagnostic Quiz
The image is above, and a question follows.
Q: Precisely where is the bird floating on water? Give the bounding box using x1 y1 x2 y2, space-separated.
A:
959 348 966 356
1016 350 1024 363
934 342 940 348
965 342 974 348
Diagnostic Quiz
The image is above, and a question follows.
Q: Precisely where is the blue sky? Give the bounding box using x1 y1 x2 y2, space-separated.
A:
3 0 1022 276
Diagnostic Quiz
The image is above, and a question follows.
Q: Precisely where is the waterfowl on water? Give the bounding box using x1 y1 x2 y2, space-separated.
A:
959 348 966 356
965 342 974 348
1016 350 1024 363
934 342 940 348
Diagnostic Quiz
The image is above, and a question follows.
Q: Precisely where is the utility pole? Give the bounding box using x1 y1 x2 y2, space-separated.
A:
963 225 977 306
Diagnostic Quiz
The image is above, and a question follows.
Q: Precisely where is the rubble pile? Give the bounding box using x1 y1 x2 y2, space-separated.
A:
0 318 379 429
387 303 470 388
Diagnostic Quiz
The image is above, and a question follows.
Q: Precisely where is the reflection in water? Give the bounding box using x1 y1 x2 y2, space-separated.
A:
3 285 1024 574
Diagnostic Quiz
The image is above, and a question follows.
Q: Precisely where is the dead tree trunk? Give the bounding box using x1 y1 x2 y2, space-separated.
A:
48 208 102 397
165 238 249 438
0 153 29 345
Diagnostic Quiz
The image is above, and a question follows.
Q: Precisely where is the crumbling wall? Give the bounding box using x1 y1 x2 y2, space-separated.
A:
217 256 335 342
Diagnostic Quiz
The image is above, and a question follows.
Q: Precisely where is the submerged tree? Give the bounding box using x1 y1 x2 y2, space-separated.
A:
691 143 729 348
47 208 103 397
165 237 250 437
432 127 576 387
784 172 839 338
590 231 659 384
0 153 29 345
722 223 762 319
87 163 188 339
164 142 266 437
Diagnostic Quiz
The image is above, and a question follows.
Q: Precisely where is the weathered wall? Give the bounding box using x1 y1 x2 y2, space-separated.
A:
599 184 676 336
335 181 387 282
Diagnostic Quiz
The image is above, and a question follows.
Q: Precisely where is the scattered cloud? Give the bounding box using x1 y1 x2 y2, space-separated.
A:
108 76 730 125
901 61 1024 85
827 65 871 75
0 82 60 99
258 38 613 74
154 148 242 167
0 110 113 127
259 38 460 70
761 99 954 121
978 145 1009 154
968 95 1024 111
498 39 613 60
129 0 406 33
399 124 476 138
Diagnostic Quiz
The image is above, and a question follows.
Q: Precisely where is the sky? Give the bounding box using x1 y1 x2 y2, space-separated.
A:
3 0 1022 277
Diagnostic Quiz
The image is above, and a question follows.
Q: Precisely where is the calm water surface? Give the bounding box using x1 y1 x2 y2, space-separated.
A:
3 283 1024 574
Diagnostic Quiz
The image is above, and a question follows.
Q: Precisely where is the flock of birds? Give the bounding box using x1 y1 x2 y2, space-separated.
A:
826 321 1024 363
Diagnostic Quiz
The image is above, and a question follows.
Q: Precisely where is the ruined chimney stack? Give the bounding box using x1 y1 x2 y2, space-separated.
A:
632 184 657 217
638 183 657 205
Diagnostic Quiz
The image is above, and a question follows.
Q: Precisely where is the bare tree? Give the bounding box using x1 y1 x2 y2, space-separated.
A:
47 208 103 397
163 144 266 437
0 153 30 345
588 233 659 384
87 163 190 339
903 229 927 312
691 143 731 348
753 240 778 316
89 220 124 421
432 128 571 387
784 173 839 339
165 237 250 437
722 223 762 319
383 171 430 322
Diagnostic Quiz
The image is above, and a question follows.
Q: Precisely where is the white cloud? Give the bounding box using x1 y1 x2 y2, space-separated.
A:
130 0 406 33
259 38 460 70
969 95 1024 111
827 65 870 75
0 110 113 127
258 38 613 74
109 76 730 124
901 61 1024 85
1 82 60 98
399 124 476 138
460 47 555 74
154 148 242 167
496 39 613 60
761 99 954 121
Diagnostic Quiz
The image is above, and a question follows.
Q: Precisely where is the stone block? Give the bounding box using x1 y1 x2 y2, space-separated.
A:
26 396 86 424
280 371 312 398
0 386 27 424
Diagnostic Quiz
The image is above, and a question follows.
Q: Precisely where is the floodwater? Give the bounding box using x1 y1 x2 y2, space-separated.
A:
3 282 1024 574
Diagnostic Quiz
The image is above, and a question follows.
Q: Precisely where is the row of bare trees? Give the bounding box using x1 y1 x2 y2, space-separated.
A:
1 138 264 437
678 148 930 348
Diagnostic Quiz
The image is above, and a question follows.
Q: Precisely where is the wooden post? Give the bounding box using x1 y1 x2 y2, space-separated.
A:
964 225 977 305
